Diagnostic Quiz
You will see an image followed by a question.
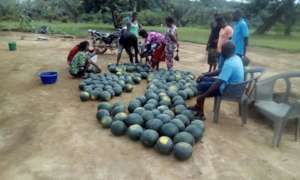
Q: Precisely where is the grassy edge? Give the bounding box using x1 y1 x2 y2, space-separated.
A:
1 20 300 53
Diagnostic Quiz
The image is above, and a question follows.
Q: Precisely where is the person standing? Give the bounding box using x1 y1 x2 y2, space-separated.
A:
232 10 249 59
128 12 141 38
206 14 222 72
217 17 233 55
165 16 179 70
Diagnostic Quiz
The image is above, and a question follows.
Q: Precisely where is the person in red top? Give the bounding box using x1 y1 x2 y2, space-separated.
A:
67 41 93 65
67 41 99 65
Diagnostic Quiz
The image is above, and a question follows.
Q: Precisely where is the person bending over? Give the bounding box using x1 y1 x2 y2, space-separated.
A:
139 29 165 70
116 23 139 65
190 41 244 120
69 41 101 78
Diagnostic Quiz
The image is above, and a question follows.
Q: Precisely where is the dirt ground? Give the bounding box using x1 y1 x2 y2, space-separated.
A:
0 32 300 180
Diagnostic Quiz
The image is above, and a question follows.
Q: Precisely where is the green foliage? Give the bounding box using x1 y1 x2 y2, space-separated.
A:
139 10 166 26
1 20 300 52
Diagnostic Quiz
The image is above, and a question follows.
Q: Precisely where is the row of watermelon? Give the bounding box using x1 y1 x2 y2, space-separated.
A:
107 63 151 75
78 71 148 102
95 69 205 161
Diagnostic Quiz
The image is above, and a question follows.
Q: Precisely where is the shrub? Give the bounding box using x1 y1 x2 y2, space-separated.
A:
139 10 167 26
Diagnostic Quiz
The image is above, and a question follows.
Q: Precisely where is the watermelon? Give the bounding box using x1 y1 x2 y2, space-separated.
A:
96 109 110 121
160 123 179 138
140 129 159 147
157 105 169 113
142 111 154 122
111 105 125 116
174 142 193 161
80 91 90 102
136 96 147 105
178 90 188 100
182 110 194 121
175 114 190 126
140 72 148 79
111 121 127 136
170 119 185 131
101 116 113 128
145 92 159 100
113 112 128 122
157 114 172 123
127 124 144 141
173 132 195 146
155 136 174 155
133 107 145 115
97 102 113 111
113 86 123 96
124 84 133 92
144 103 156 110
99 91 111 101
125 113 144 126
128 100 141 113
185 125 204 142
175 105 187 115
163 110 175 118
147 99 158 107
152 109 161 117
191 120 205 129
145 119 163 131
79 82 85 91
132 76 142 84
90 90 100 100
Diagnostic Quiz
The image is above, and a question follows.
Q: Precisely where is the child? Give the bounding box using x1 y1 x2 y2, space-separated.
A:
139 29 165 70
165 16 179 70
69 41 101 78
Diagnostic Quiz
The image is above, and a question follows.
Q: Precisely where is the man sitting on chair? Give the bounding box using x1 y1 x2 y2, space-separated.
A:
190 41 244 120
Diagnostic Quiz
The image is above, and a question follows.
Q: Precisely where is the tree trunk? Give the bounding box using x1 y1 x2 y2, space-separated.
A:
111 10 122 29
254 4 286 35
283 0 296 36
284 25 292 36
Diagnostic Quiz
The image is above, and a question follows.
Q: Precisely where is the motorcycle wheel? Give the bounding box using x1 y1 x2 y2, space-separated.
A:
95 39 108 54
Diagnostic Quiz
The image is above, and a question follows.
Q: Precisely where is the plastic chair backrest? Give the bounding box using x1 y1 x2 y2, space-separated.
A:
256 72 300 102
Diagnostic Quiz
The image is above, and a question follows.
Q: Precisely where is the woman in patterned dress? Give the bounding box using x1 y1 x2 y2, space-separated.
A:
164 16 179 70
139 29 165 70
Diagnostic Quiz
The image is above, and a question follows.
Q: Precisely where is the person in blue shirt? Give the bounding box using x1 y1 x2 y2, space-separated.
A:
190 41 244 120
232 10 249 58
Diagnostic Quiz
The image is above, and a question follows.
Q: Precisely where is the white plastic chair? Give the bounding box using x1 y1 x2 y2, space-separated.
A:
213 67 265 125
254 72 300 147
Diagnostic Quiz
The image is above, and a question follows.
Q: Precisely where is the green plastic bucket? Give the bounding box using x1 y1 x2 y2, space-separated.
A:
8 42 16 51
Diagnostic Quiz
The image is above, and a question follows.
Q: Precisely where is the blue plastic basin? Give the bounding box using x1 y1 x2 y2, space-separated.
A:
39 71 58 85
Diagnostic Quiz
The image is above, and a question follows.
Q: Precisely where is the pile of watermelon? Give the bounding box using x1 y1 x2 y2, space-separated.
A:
96 69 205 161
78 71 147 102
107 63 150 78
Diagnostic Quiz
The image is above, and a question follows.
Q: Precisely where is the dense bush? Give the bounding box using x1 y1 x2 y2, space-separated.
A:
138 10 167 26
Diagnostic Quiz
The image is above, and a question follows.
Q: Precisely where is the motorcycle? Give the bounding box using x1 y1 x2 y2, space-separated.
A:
88 29 121 54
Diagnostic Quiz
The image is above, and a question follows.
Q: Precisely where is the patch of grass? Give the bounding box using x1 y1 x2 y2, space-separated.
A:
1 20 300 52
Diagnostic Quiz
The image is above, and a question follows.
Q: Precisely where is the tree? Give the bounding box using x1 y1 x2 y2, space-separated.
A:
247 0 299 35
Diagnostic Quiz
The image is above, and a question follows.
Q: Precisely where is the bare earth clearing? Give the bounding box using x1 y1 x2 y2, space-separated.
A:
0 32 300 180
